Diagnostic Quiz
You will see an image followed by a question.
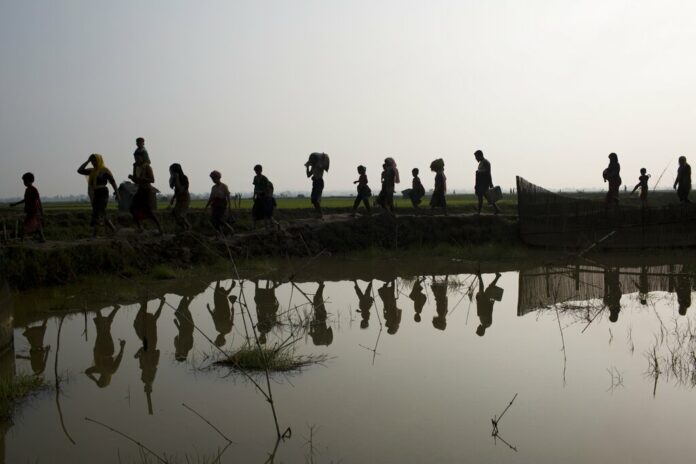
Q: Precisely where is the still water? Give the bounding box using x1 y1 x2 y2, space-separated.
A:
2 259 696 463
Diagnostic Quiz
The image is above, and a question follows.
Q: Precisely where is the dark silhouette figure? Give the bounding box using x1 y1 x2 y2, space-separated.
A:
310 282 333 346
431 277 449 331
254 280 279 344
351 165 372 216
429 159 447 215
207 280 235 347
77 154 119 236
409 277 427 322
631 168 650 205
409 168 426 208
85 306 125 388
674 156 692 203
476 273 503 336
205 170 235 235
376 158 399 214
173 296 194 361
133 297 164 415
16 319 50 375
474 150 500 214
603 267 622 323
128 151 163 234
169 163 191 231
9 172 45 242
353 280 374 329
305 152 328 219
252 165 279 230
603 152 622 204
378 280 402 335
676 267 692 316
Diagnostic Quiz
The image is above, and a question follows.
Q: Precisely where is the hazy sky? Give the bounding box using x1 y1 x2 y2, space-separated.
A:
2 0 696 198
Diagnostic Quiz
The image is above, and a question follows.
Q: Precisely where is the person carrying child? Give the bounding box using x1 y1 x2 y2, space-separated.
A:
631 168 650 204
205 170 235 236
129 150 163 234
10 172 45 242
351 165 371 216
377 157 399 214
409 168 426 208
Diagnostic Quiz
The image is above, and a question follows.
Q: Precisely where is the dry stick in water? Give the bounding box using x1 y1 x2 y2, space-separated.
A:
54 314 77 445
84 417 167 463
182 403 233 444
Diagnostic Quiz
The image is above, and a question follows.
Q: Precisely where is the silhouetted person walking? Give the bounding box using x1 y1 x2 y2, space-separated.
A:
205 170 235 236
429 159 447 215
305 152 329 219
85 306 125 388
631 168 650 205
353 280 374 329
409 168 426 208
474 150 500 214
78 154 119 237
377 158 399 214
129 151 163 234
169 163 191 231
674 156 691 203
603 152 622 204
476 272 502 336
252 165 279 230
351 165 372 216
10 172 45 242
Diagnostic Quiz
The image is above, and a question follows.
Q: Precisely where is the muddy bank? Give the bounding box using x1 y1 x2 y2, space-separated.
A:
0 213 519 289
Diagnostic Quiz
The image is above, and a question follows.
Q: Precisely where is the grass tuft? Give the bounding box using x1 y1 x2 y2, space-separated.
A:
150 265 177 280
0 373 45 420
216 344 328 372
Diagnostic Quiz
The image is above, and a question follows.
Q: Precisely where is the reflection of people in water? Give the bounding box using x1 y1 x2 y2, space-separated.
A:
633 266 649 306
378 280 402 335
17 319 50 375
207 280 236 347
603 267 622 323
409 277 427 323
174 296 194 361
431 277 448 331
134 297 164 415
676 267 692 316
85 306 125 388
255 280 279 344
476 273 502 337
310 282 333 346
353 280 374 329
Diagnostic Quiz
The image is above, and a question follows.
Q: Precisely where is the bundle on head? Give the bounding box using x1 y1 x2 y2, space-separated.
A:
306 152 330 171
430 158 444 172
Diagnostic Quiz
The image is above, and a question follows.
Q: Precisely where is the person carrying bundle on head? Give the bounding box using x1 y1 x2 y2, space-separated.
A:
429 158 447 215
305 152 329 219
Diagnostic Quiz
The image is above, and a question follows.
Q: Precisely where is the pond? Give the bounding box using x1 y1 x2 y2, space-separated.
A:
2 257 696 463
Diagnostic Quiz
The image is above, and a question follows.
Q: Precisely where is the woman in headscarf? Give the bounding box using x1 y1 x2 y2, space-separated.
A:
168 163 191 231
77 154 119 237
603 152 621 204
377 157 399 214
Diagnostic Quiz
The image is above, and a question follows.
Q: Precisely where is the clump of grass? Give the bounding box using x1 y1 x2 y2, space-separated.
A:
150 265 177 280
216 344 327 372
0 373 45 420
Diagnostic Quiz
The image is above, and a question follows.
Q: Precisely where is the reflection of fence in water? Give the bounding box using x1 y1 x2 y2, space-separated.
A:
517 264 690 316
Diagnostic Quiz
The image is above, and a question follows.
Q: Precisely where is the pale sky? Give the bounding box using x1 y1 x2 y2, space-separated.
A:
2 0 696 198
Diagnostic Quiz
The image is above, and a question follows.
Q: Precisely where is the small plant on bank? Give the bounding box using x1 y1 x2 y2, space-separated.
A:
216 343 328 373
0 373 45 420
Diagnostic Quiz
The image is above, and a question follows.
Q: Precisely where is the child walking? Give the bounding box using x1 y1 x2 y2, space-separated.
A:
631 168 650 204
10 172 45 242
351 165 371 216
410 168 425 208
